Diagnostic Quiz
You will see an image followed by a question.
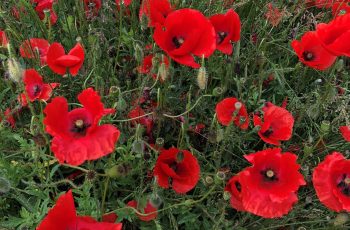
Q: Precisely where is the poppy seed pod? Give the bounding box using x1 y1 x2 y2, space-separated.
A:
212 87 224 96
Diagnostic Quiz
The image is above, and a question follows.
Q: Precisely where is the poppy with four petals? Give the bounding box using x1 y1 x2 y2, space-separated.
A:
153 147 200 194
313 152 350 212
19 69 59 107
37 190 122 230
43 88 120 166
253 102 294 145
153 9 216 68
209 9 241 55
215 97 249 129
291 31 337 70
47 42 85 76
20 38 50 65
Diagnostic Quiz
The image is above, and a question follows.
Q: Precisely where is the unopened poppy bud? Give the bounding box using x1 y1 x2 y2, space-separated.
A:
335 59 344 72
204 176 214 186
106 164 129 178
320 120 330 134
7 58 23 83
223 191 231 201
216 171 226 181
334 213 349 226
76 37 82 43
134 44 144 63
197 67 207 90
0 176 10 194
109 86 120 95
184 199 194 206
132 140 144 155
149 193 163 208
234 102 242 110
212 87 223 96
158 62 168 81
303 145 313 156
155 137 164 147
116 96 127 111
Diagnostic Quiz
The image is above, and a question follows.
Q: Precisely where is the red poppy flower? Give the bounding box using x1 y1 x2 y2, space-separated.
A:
33 0 58 25
153 9 216 68
127 200 158 222
340 126 350 141
332 2 350 16
47 42 85 76
291 31 337 70
310 0 350 8
0 108 15 128
37 190 122 230
128 106 153 134
83 0 102 18
21 69 59 106
215 97 249 129
209 9 241 55
0 30 8 47
313 152 350 212
153 147 200 194
115 0 132 7
137 54 169 81
316 13 350 57
139 0 173 27
225 174 244 211
43 88 120 166
238 148 305 218
265 3 284 27
253 102 294 145
20 38 50 65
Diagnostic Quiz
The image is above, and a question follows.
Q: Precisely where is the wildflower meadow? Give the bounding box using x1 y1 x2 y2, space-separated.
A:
1 0 350 229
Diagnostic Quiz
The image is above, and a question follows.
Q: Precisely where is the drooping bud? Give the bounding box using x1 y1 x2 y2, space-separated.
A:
320 120 330 135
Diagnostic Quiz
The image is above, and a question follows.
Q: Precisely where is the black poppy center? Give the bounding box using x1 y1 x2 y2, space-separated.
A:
302 51 314 61
172 36 184 49
235 181 241 192
70 119 91 136
217 31 228 44
261 169 278 182
262 127 273 137
33 85 42 96
337 174 350 196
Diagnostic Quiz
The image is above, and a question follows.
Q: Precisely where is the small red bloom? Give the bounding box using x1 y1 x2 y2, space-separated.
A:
43 88 120 166
139 0 173 27
291 31 337 70
33 0 58 25
225 174 244 211
137 54 169 81
128 106 153 134
47 42 85 76
215 97 249 129
316 13 350 57
0 30 8 47
127 200 158 222
209 9 240 55
265 3 284 27
154 147 200 194
340 126 350 141
313 152 350 212
37 190 122 230
0 108 15 128
21 69 59 106
115 0 132 7
153 9 216 68
238 148 305 218
20 38 50 65
253 102 294 145
83 0 102 18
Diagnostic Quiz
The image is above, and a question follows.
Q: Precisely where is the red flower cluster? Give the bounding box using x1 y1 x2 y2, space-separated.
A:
154 147 200 194
292 13 350 70
225 148 306 218
127 200 158 222
47 42 85 76
37 190 122 230
19 69 59 107
20 38 50 66
43 88 120 166
253 102 294 145
313 152 350 212
215 97 249 129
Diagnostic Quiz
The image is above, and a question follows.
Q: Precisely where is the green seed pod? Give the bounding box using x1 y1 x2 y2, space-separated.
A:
212 87 224 97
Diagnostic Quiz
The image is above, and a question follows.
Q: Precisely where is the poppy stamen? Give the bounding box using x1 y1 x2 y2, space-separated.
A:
33 85 41 96
217 31 228 44
71 119 91 136
302 51 314 61
235 181 241 192
172 36 184 49
75 119 84 128
337 174 350 196
261 169 278 181
262 128 273 137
